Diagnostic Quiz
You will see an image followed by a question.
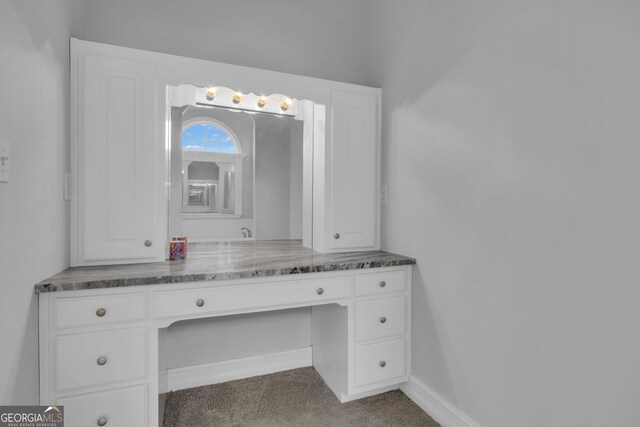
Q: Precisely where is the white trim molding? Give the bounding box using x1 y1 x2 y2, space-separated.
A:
400 375 482 427
162 347 313 393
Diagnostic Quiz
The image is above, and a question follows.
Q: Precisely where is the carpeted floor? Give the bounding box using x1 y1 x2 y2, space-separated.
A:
163 367 439 426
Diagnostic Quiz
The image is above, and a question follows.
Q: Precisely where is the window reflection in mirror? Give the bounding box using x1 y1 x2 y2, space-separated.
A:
181 121 243 216
169 102 304 245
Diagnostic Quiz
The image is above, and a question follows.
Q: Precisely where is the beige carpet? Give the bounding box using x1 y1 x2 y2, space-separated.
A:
163 367 439 426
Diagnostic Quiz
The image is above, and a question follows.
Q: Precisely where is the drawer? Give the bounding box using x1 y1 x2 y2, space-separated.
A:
58 385 147 427
354 338 406 387
55 327 146 392
355 270 406 296
355 296 406 342
155 276 352 319
55 293 146 329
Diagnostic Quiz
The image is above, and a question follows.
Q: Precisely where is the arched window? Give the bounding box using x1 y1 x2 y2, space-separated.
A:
182 121 240 153
181 118 244 216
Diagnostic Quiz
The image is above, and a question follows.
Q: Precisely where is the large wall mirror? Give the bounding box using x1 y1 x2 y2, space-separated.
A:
168 85 314 250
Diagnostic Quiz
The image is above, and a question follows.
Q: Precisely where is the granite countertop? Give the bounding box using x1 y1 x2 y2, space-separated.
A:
35 240 415 293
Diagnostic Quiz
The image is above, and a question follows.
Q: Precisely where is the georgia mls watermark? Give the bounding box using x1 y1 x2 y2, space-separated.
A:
0 406 63 427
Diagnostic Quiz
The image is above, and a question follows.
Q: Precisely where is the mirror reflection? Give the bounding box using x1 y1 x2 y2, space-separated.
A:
169 104 304 245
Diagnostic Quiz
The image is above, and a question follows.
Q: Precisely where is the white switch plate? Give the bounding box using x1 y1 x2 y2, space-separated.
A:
0 139 10 183
64 172 72 200
380 185 388 205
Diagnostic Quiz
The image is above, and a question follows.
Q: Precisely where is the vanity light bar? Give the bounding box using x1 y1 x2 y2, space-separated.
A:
198 86 298 117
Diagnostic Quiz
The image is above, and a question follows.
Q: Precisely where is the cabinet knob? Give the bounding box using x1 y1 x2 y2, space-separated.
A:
96 356 107 366
379 316 387 324
144 240 152 247
196 299 205 307
379 360 386 368
96 308 107 317
334 233 340 239
316 288 324 295
97 416 108 426
379 280 386 288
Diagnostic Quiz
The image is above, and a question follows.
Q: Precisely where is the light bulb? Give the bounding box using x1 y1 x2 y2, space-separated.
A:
281 98 293 111
232 92 244 104
257 96 267 108
205 87 217 101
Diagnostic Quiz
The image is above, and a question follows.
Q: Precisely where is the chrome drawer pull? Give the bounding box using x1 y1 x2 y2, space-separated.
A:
334 233 340 239
144 240 152 247
196 299 205 307
316 288 324 295
379 360 387 368
379 316 387 324
96 356 107 366
96 308 107 317
379 280 386 288
97 416 108 426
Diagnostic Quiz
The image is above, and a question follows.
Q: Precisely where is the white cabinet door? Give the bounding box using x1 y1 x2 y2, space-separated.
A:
330 90 379 250
73 44 160 265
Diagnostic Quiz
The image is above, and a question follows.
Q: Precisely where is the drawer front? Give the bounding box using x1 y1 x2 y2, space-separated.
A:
58 385 147 427
55 328 146 392
355 270 406 296
155 276 352 319
55 293 146 329
354 338 406 387
355 296 406 342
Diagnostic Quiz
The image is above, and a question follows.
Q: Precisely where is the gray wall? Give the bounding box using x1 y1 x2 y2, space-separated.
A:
76 0 371 86
368 0 640 425
0 0 81 404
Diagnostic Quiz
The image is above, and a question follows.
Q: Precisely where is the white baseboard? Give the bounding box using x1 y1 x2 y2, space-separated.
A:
400 375 481 427
162 347 313 393
340 384 399 403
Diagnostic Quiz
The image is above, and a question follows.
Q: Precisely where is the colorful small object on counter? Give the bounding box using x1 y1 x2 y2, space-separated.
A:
171 236 188 256
169 237 187 261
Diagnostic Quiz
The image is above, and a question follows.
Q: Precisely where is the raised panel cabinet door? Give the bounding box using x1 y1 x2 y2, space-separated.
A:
80 53 158 262
330 90 378 250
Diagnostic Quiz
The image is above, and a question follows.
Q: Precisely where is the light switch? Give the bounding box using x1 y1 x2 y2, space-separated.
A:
0 139 10 183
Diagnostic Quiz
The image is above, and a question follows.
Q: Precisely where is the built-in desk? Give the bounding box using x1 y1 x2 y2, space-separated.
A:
36 241 415 427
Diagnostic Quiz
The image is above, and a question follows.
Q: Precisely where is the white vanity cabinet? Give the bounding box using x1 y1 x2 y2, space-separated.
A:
39 266 411 427
70 39 382 264
70 40 164 266
328 90 380 251
39 290 153 426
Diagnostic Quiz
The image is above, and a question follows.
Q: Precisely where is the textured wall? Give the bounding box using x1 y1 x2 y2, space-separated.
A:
368 0 640 425
0 0 82 404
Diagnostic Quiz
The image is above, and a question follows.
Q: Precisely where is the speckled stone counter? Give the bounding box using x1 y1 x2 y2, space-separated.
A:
35 240 415 293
